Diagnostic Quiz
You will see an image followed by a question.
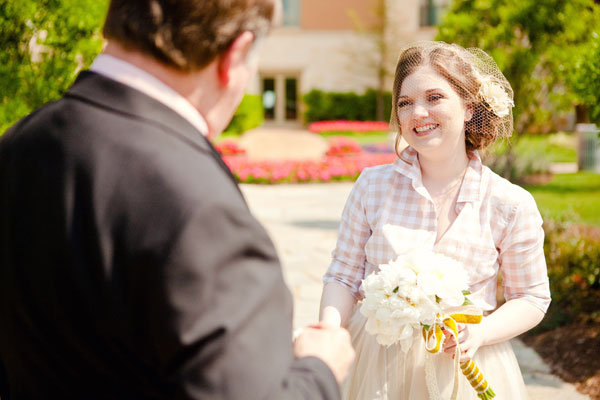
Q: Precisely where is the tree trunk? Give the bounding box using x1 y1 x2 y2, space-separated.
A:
575 104 590 124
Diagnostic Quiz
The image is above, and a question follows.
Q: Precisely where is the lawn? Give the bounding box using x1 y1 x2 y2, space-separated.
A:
216 129 392 145
525 172 600 226
316 130 391 145
490 132 577 163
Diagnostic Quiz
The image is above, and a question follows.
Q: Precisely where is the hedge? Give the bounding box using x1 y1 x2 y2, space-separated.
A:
303 89 392 123
224 94 263 135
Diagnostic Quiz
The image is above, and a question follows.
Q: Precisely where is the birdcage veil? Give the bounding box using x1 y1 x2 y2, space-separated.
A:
390 41 514 153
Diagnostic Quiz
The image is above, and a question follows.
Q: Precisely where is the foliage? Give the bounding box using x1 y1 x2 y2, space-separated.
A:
535 220 600 331
303 89 392 123
436 0 600 134
526 172 600 227
223 94 264 135
482 132 577 183
0 0 109 134
568 32 600 124
482 138 553 183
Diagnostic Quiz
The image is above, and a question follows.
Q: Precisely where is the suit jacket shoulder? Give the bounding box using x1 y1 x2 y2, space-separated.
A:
0 72 340 400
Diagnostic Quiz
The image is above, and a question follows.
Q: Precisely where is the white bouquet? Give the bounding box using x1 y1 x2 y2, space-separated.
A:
360 249 470 351
359 224 496 400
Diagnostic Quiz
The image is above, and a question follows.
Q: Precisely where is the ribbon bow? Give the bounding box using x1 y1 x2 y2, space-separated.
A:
421 309 496 400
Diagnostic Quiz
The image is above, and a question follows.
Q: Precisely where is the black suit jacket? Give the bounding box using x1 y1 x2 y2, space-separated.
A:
0 72 339 399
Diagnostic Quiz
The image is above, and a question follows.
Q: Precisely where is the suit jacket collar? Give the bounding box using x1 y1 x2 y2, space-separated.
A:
65 71 244 199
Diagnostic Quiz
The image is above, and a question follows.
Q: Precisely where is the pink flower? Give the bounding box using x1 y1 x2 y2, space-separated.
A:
221 152 397 184
326 136 363 156
309 120 389 133
214 140 246 156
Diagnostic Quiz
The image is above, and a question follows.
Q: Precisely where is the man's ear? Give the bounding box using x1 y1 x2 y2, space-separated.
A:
217 31 255 87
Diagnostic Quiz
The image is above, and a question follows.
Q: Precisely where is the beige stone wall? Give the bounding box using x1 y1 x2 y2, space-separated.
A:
247 0 439 123
250 30 379 94
301 0 378 30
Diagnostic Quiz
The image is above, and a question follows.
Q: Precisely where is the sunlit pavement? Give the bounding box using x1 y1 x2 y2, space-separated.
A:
241 182 589 400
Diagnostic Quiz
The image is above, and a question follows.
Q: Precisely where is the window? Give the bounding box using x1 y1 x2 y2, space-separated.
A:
285 78 298 120
420 0 450 27
262 78 276 120
282 0 300 27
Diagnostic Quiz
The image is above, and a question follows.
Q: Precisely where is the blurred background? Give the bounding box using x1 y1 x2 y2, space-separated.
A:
1 0 599 398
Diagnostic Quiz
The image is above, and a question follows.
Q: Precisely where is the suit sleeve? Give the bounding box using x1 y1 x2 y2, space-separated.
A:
0 357 8 399
144 199 340 400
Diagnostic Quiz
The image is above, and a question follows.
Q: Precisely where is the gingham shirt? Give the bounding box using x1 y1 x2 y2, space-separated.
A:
324 146 551 313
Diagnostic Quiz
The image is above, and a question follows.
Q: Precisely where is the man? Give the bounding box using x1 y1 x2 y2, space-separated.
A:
0 1 354 398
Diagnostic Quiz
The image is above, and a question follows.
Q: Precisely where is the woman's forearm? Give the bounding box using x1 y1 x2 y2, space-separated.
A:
319 282 357 328
479 298 545 346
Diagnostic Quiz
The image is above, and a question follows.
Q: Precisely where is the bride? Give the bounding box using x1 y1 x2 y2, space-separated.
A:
319 42 551 399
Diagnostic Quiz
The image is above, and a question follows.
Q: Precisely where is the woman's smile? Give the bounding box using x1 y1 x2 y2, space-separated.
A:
397 65 471 155
414 123 439 136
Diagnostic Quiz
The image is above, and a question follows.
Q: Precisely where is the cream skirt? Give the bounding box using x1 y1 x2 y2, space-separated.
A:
342 306 529 400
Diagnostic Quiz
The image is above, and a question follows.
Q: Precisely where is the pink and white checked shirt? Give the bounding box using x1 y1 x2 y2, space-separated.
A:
324 146 551 313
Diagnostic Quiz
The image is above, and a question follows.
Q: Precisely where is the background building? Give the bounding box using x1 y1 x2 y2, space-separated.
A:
248 0 450 126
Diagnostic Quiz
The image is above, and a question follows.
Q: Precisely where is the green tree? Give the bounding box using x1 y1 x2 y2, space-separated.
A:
436 0 600 134
568 32 600 125
0 0 109 134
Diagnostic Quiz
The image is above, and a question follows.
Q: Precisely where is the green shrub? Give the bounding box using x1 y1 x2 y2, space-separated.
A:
0 0 108 136
224 94 263 135
482 138 552 183
534 219 600 332
303 89 392 123
568 32 600 124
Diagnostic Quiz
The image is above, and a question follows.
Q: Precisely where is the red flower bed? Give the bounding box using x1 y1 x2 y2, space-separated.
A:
214 140 246 156
222 153 397 184
326 136 363 156
309 120 390 133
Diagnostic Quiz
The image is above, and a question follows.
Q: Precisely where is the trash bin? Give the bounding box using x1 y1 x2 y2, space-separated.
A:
576 123 600 172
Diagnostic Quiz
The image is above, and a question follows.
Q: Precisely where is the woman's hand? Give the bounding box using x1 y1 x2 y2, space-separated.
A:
442 323 486 363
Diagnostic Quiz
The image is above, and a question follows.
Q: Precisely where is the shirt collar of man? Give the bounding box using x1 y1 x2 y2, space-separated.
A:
90 54 209 136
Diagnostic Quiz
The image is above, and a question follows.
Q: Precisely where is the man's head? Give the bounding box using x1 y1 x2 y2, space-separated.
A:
102 0 281 138
103 0 278 72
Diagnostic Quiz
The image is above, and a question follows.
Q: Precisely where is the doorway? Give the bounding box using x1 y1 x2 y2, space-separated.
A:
261 74 300 125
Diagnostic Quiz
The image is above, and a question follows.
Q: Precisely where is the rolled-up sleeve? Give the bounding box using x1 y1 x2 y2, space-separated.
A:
323 171 372 299
499 191 551 312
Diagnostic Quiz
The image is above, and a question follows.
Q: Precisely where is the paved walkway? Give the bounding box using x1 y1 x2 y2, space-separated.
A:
241 182 589 400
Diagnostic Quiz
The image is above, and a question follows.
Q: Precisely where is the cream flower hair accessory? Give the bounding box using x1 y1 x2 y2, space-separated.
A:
475 71 515 118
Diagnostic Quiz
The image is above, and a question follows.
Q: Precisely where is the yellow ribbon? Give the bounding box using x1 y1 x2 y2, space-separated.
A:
421 311 496 400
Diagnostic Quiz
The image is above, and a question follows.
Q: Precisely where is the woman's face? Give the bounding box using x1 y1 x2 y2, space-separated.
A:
397 65 472 157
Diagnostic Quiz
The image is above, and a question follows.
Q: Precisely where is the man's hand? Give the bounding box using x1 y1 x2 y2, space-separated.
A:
294 323 355 383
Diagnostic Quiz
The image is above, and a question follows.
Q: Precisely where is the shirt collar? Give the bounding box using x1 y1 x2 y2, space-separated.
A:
90 54 209 136
393 145 483 203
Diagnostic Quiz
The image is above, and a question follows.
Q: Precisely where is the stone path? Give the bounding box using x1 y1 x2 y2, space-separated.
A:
240 182 589 400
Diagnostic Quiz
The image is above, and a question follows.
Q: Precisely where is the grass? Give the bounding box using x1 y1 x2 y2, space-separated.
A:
215 129 392 145
214 132 242 143
490 132 577 163
316 130 391 145
526 172 600 227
